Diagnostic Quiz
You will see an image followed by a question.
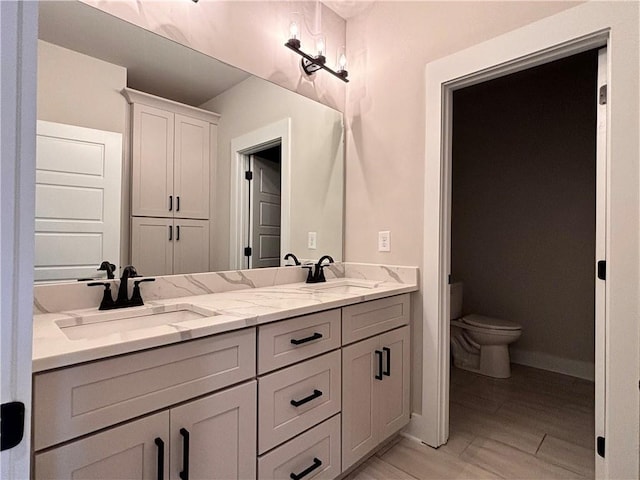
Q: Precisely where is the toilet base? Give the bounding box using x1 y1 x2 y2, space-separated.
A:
450 331 512 378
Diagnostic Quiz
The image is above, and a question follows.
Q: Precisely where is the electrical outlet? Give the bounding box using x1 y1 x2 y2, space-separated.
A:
308 231 317 249
378 231 390 252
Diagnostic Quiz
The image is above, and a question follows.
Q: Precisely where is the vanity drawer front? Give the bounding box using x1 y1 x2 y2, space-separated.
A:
258 309 341 374
342 294 410 344
258 350 341 454
258 414 341 480
33 328 255 450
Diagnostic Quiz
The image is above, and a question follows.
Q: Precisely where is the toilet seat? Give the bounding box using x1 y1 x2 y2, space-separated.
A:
462 314 521 331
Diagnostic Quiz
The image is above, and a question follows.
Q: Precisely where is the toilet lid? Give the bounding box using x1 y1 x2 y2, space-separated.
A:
462 314 521 331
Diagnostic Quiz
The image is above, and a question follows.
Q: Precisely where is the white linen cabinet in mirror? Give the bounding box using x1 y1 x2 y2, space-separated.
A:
123 88 220 276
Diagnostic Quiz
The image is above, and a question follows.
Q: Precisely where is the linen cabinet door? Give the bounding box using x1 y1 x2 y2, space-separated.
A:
131 103 174 217
173 114 210 220
131 217 173 277
34 412 169 480
172 219 210 274
378 326 410 440
341 335 380 471
169 381 256 480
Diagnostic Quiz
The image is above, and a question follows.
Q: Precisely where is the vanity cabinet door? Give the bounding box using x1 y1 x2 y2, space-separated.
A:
170 381 256 480
173 114 210 220
131 103 174 218
378 326 410 439
34 411 169 480
341 326 410 471
172 219 210 274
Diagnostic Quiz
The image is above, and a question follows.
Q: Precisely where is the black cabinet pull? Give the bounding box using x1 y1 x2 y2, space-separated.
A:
177 196 180 212
290 389 323 407
383 347 391 376
169 195 173 212
375 350 383 380
179 428 190 480
154 438 165 480
176 225 180 241
290 457 322 480
290 332 323 345
169 225 173 241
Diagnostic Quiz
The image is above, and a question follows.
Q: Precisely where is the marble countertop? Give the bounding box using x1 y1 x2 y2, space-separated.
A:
32 278 417 373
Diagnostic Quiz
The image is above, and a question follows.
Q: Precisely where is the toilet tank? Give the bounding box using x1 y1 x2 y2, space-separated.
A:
450 282 463 320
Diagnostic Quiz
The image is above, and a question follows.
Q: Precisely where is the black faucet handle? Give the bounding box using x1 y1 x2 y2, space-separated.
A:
130 278 156 307
88 282 115 310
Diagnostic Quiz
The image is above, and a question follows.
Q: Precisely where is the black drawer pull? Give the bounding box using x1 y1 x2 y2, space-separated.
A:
154 438 165 480
290 389 323 407
179 428 190 480
169 225 173 241
290 332 323 345
383 346 391 376
169 195 173 212
176 225 180 241
375 350 383 380
176 196 180 212
290 457 322 480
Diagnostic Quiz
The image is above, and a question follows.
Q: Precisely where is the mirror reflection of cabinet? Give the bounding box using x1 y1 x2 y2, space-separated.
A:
123 88 219 276
131 217 210 277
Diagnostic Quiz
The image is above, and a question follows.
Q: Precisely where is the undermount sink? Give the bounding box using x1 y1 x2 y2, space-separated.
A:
301 279 382 294
55 303 218 341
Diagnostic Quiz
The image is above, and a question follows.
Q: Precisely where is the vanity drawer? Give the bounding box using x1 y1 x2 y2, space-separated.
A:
33 328 255 450
342 294 410 344
258 350 341 454
258 414 341 480
258 309 341 374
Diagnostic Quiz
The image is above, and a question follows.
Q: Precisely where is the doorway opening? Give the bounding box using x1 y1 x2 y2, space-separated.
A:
245 144 282 269
229 118 291 270
447 48 601 474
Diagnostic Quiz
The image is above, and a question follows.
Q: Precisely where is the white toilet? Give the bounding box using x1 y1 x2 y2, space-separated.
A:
449 282 522 378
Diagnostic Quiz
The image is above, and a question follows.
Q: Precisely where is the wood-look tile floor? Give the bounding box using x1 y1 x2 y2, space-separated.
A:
346 364 595 479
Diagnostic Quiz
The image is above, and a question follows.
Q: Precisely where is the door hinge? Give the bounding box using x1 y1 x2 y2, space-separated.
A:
245 171 253 181
599 85 607 105
244 247 252 257
597 260 606 280
1 402 25 451
597 436 605 458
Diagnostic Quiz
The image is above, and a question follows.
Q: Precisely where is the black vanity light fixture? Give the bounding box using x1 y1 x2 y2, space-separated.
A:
285 16 349 83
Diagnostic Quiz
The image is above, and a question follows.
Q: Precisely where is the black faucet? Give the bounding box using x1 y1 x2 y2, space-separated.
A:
304 255 334 283
284 253 301 266
97 261 116 279
116 265 139 306
88 265 155 310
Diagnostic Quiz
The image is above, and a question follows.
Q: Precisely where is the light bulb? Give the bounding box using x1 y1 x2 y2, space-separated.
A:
289 20 299 40
316 36 326 56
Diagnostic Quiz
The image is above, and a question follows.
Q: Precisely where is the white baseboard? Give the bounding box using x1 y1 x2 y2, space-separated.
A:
510 348 595 381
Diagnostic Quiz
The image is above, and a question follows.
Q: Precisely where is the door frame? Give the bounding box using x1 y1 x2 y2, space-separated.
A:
410 3 639 479
229 118 291 269
1 1 37 477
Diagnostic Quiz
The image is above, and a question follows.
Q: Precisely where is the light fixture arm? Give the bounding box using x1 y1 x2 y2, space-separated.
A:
285 40 349 83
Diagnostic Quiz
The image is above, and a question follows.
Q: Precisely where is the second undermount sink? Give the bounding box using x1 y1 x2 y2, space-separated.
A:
55 303 218 341
301 278 382 294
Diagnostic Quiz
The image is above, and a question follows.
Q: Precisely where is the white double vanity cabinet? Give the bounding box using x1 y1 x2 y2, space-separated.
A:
123 89 218 278
31 277 414 480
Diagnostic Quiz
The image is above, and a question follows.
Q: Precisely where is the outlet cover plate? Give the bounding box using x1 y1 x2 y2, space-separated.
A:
378 231 390 252
308 231 317 249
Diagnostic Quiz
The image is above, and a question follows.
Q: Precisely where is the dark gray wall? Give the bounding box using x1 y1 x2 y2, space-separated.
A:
451 50 598 373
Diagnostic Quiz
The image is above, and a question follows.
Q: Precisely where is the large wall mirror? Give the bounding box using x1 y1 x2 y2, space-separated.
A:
35 1 344 282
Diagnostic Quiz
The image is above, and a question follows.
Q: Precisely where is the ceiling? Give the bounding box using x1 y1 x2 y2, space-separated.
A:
37 1 251 106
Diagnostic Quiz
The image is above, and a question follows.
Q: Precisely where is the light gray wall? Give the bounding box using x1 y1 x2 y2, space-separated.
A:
36 40 130 271
201 76 344 271
451 50 597 377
